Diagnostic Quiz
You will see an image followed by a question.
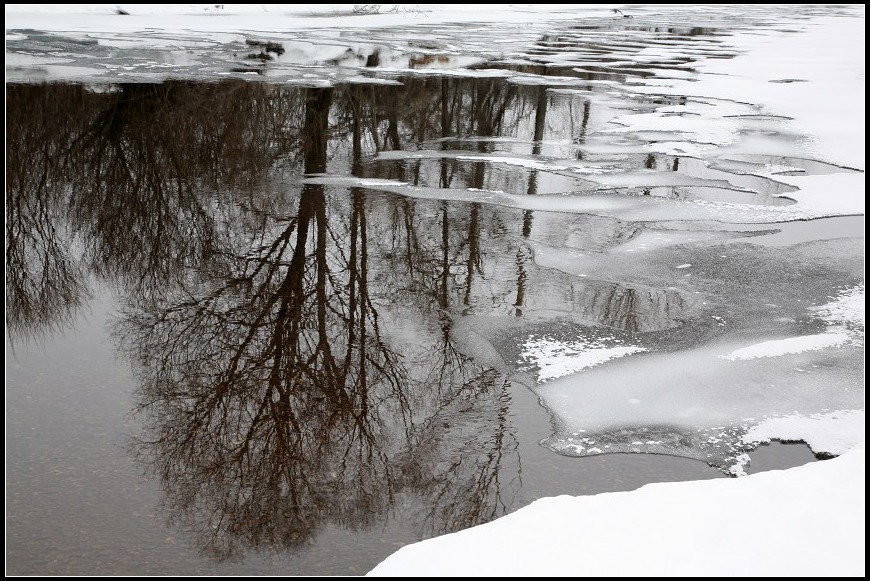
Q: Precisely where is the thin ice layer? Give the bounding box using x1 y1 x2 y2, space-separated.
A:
303 174 863 223
538 286 864 472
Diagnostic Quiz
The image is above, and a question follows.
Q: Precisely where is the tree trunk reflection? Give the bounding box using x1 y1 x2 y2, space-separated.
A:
6 79 694 560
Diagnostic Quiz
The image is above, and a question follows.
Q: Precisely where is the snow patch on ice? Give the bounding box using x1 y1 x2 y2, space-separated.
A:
518 335 646 382
719 332 851 361
721 284 864 361
743 410 865 458
809 283 865 332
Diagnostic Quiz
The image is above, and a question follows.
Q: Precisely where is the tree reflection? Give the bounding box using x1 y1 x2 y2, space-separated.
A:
398 368 520 536
5 81 308 338
7 78 691 561
117 84 523 560
66 81 306 296
121 86 403 558
6 85 92 342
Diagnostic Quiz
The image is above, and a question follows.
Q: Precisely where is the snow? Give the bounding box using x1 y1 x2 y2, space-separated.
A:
367 443 865 577
4 4 620 35
743 410 864 458
5 4 863 577
518 335 646 382
719 332 853 361
810 283 866 332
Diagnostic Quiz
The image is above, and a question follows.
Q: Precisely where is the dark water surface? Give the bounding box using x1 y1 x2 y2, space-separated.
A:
6 6 861 576
6 286 734 575
4 79 728 575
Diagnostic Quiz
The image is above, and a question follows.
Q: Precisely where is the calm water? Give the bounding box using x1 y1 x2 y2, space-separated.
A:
6 6 861 576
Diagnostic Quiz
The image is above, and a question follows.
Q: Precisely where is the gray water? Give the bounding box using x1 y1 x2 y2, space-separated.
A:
6 288 737 575
3 290 818 574
5 5 861 576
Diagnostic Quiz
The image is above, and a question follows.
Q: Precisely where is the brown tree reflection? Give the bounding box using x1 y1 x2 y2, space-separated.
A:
7 78 691 561
6 85 92 342
66 81 305 295
118 85 522 560
5 81 308 338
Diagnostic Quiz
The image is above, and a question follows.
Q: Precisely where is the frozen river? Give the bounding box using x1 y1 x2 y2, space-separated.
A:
5 4 864 576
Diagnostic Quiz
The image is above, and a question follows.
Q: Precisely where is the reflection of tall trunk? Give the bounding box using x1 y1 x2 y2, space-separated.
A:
463 204 480 307
441 79 451 138
514 88 547 317
401 200 418 274
580 100 591 138
471 158 487 189
439 154 451 189
521 211 533 239
439 202 450 313
470 85 489 183
436 201 453 345
532 85 548 154
346 87 373 412
385 87 401 150
461 84 493 309
303 88 333 175
513 210 534 316
439 78 453 189
303 88 332 344
513 248 528 317
575 99 591 154
526 170 540 196
347 191 370 413
350 90 364 174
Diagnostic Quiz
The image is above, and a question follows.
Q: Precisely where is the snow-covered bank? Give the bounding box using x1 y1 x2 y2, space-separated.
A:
367 444 865 577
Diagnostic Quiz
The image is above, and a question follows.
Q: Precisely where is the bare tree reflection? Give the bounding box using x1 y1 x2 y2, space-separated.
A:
66 81 305 295
398 369 520 536
124 87 412 559
9 77 694 561
336 79 524 537
5 81 308 339
119 84 523 560
5 85 92 342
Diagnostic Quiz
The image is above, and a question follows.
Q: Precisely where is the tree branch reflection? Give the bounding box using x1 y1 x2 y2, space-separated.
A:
6 85 91 342
120 84 522 560
8 77 693 561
